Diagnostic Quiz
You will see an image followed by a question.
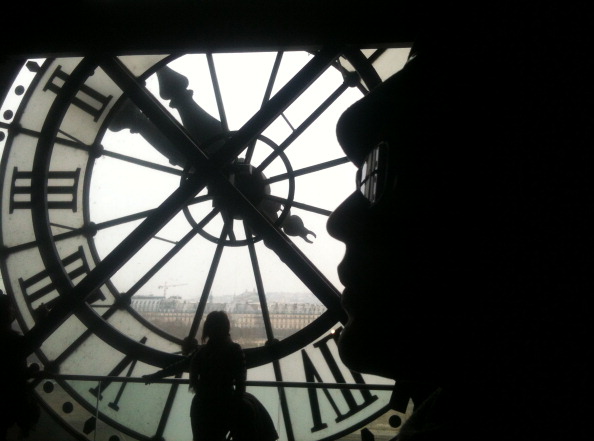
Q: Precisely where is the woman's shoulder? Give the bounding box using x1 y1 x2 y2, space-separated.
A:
227 341 244 358
225 341 243 354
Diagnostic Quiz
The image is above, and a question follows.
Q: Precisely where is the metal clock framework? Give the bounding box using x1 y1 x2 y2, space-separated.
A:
1 45 410 441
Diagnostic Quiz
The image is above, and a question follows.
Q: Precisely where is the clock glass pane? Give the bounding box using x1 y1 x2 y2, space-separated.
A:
0 49 410 441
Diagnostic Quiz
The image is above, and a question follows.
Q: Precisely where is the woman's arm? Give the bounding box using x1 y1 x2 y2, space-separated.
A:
143 354 191 384
233 344 247 395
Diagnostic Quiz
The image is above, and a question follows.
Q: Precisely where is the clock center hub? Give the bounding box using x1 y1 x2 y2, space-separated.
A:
211 158 271 220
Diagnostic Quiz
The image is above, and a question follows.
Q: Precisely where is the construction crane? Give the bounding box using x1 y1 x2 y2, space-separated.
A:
158 282 188 298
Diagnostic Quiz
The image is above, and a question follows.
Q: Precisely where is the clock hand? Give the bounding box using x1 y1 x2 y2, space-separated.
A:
265 194 332 216
264 157 352 242
279 215 317 244
243 51 284 165
205 53 229 133
265 157 350 184
108 90 222 169
97 146 184 175
156 64 225 159
100 56 213 170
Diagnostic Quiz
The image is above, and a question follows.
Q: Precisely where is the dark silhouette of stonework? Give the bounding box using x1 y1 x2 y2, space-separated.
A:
1 292 40 441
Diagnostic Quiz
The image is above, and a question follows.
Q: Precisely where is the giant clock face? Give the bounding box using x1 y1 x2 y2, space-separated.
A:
0 49 409 441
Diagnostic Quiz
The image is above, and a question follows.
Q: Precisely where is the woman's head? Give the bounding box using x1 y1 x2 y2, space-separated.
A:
202 311 231 343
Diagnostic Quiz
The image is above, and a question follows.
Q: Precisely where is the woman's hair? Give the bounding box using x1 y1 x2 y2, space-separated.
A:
201 311 231 343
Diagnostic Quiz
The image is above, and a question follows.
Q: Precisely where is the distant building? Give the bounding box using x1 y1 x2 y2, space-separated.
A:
131 292 325 340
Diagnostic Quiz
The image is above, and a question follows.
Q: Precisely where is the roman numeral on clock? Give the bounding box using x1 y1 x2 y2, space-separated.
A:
9 167 81 213
19 246 96 311
302 329 378 433
44 65 113 122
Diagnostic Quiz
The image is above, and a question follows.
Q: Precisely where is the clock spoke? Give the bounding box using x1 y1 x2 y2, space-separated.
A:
274 359 296 441
53 207 166 245
152 235 178 245
49 222 77 231
243 214 297 440
243 223 275 342
261 52 284 106
241 220 314 441
87 336 148 402
37 307 120 382
187 220 234 340
1 230 73 256
121 208 218 301
153 374 183 440
222 213 237 242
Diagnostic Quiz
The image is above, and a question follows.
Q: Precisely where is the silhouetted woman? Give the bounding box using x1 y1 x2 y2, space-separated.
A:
189 311 246 441
145 311 282 441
